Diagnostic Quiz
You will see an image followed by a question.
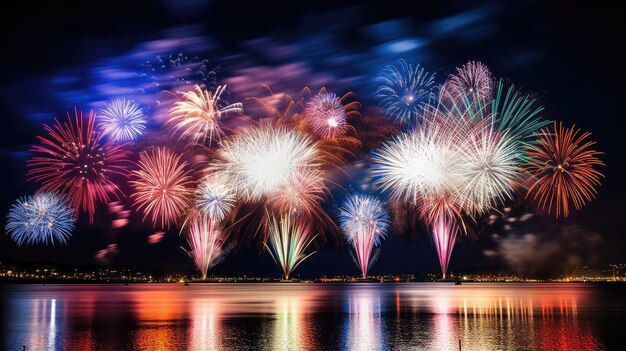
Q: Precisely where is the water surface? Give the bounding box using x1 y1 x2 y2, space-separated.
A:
1 283 623 350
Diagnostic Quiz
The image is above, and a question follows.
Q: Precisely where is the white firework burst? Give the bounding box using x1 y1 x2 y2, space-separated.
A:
98 99 147 142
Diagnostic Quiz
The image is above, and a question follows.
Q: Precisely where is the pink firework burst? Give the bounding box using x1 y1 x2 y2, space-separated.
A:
267 168 327 216
440 61 493 104
27 109 130 222
130 147 194 228
304 92 349 139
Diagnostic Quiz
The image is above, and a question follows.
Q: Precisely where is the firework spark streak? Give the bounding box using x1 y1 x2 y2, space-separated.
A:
98 99 147 142
5 192 75 246
183 212 226 279
440 61 493 104
212 125 320 201
168 85 243 145
339 194 389 278
375 59 436 124
265 214 318 280
131 147 194 228
305 92 349 139
27 109 130 222
524 122 604 218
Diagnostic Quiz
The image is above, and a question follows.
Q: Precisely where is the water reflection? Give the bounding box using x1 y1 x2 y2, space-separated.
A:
342 289 386 351
1 283 616 350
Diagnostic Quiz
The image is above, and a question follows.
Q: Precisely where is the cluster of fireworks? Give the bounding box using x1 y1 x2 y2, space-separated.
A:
5 56 605 279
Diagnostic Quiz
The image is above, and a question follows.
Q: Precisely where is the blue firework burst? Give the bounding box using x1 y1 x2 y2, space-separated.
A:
375 59 436 125
98 98 147 142
5 192 76 246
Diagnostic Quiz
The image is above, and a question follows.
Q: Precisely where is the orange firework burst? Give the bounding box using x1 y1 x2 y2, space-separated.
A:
524 121 604 218
130 147 194 228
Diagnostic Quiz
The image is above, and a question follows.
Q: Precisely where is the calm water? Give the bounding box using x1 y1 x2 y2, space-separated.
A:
1 283 624 350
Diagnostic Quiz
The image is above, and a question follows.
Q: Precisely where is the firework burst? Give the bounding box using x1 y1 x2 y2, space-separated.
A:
27 109 130 222
5 192 75 246
168 85 243 146
98 99 147 142
265 214 318 280
375 59 436 124
304 92 349 138
131 147 194 228
183 211 227 279
339 194 389 278
212 125 320 201
524 122 604 218
440 61 493 104
458 127 520 215
267 168 326 216
195 175 237 222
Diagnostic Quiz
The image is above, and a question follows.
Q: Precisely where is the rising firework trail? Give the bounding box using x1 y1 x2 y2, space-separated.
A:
131 147 194 228
375 59 436 125
339 194 389 278
98 98 147 142
168 84 243 146
183 211 227 279
5 192 75 246
27 109 130 222
430 212 458 279
265 214 318 280
524 121 604 218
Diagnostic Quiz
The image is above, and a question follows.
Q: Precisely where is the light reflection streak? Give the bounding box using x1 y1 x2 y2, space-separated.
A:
343 289 386 351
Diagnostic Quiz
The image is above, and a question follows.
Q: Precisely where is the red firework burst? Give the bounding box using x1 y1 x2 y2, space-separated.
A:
27 109 130 222
524 121 604 218
130 147 194 228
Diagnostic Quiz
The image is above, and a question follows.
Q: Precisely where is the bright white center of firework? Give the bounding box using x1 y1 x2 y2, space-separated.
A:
327 118 338 128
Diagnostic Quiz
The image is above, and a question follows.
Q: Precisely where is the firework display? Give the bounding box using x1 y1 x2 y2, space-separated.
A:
7 56 605 279
98 99 147 142
183 211 227 279
130 147 194 228
339 194 389 278
168 84 243 146
375 59 436 125
524 122 604 218
5 192 75 246
265 214 318 280
27 110 131 222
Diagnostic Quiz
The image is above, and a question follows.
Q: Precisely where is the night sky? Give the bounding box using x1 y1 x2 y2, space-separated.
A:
1 0 624 277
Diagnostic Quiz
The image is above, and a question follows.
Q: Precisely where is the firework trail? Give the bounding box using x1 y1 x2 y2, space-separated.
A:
431 212 458 279
195 175 237 222
339 194 389 278
5 192 75 246
131 147 194 228
440 61 493 104
211 125 320 202
524 121 604 218
183 211 227 279
27 109 130 222
265 214 318 280
375 59 436 125
304 91 349 139
98 98 147 142
168 84 243 146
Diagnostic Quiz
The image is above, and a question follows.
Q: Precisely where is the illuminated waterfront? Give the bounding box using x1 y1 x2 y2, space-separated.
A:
2 283 622 350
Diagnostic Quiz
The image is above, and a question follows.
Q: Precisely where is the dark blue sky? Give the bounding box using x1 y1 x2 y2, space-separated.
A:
1 0 624 277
